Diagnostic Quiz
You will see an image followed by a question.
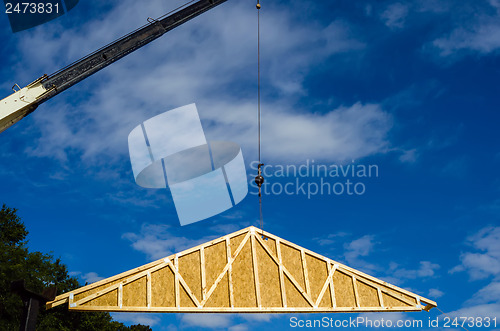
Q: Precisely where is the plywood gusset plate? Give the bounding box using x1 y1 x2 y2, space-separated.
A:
46 226 437 313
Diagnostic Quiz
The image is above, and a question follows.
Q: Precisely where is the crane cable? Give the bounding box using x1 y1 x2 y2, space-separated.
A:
254 0 266 239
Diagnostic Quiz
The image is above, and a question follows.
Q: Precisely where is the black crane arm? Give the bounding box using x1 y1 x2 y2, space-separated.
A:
0 0 228 133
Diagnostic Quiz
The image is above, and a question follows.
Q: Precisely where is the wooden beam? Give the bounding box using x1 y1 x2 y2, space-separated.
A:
164 258 201 308
54 226 435 313
301 249 311 296
118 284 123 309
72 262 167 307
276 239 287 308
201 232 251 306
251 232 262 308
172 227 253 259
352 276 361 308
226 237 234 308
254 227 436 308
47 257 167 305
174 255 179 309
315 262 337 308
200 247 206 302
147 272 151 308
377 288 384 308
69 293 75 308
340 267 418 307
423 304 434 312
329 262 337 308
255 234 315 307
69 306 424 313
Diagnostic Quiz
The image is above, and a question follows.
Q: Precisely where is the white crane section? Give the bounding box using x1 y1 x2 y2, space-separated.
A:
0 77 48 133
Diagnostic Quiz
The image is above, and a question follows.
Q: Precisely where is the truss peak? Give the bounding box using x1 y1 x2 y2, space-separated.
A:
46 226 437 313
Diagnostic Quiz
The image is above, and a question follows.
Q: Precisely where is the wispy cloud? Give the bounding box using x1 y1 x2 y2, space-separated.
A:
445 303 500 319
69 271 105 284
380 3 410 29
315 231 440 284
180 314 232 329
431 1 500 57
122 223 212 260
344 234 376 265
428 288 444 298
450 226 500 280
390 261 440 279
111 312 161 327
121 221 250 260
465 281 500 305
444 227 500 319
5 0 390 169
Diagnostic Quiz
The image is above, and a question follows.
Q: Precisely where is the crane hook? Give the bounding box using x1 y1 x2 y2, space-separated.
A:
255 163 264 193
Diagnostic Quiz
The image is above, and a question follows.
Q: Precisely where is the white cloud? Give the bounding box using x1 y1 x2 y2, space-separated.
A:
229 325 248 331
428 288 444 298
380 3 410 29
445 304 500 319
122 222 247 259
415 0 451 13
451 226 500 280
69 271 105 284
7 0 390 168
442 227 500 319
122 223 211 260
344 234 376 262
111 312 161 327
181 314 232 329
399 148 418 163
315 232 350 246
81 272 104 284
391 261 440 279
432 1 500 57
466 281 500 305
240 314 275 323
433 23 500 56
342 234 380 272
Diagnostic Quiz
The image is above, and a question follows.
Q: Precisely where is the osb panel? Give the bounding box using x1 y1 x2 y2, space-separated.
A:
333 271 356 307
380 286 417 306
262 237 277 257
230 233 246 258
205 241 227 289
83 289 117 307
74 278 123 302
357 281 380 307
232 240 257 307
318 285 333 308
382 292 411 307
305 253 328 302
255 240 282 307
180 285 197 308
123 276 147 307
280 243 305 290
151 266 175 307
283 275 310 307
178 251 202 302
205 274 230 307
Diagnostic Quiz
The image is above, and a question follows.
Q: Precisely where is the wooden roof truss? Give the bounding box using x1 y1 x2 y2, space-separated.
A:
47 226 437 313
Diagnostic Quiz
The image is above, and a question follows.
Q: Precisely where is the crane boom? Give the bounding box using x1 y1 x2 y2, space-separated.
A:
0 0 228 134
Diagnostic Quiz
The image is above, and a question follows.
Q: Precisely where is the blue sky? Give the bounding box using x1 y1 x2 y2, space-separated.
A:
1 0 500 330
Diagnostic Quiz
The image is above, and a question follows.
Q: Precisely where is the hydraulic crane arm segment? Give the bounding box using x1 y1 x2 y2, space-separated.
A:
0 0 228 134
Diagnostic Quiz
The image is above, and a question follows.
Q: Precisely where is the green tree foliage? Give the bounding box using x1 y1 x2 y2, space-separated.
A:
0 204 152 330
